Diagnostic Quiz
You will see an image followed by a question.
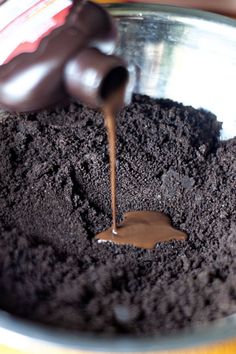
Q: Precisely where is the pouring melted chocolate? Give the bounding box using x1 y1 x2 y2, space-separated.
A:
96 74 187 249
0 0 187 249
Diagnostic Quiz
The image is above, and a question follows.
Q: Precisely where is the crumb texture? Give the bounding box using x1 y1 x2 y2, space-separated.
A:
0 95 235 335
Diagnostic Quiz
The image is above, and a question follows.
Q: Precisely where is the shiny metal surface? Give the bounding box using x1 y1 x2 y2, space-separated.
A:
0 4 236 353
114 4 236 139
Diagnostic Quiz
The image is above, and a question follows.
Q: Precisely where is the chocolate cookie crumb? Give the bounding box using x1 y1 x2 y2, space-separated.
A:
0 95 235 335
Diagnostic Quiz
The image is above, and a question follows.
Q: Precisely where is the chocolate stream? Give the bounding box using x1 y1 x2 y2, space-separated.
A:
97 82 187 249
103 104 118 234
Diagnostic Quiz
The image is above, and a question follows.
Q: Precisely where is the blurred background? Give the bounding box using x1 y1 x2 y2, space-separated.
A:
98 0 236 18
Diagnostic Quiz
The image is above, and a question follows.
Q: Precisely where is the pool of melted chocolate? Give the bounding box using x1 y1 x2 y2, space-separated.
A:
0 95 235 335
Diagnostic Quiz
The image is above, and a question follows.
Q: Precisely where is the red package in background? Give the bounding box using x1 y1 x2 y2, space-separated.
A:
0 0 72 65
